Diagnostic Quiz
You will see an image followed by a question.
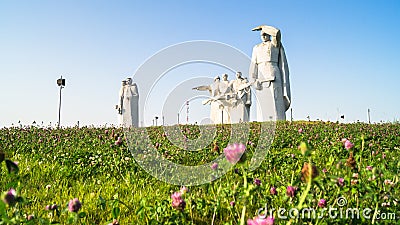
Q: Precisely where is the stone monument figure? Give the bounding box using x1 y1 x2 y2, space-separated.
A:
193 73 252 124
193 76 232 124
116 78 139 127
249 25 291 121
230 72 252 123
218 74 233 123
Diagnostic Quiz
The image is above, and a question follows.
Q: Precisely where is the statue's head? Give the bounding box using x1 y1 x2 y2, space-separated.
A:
126 78 133 85
222 74 228 81
214 76 220 82
236 72 242 79
261 32 271 42
122 80 127 86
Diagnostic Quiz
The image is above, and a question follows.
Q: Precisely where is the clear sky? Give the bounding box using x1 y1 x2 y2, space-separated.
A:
1 0 399 127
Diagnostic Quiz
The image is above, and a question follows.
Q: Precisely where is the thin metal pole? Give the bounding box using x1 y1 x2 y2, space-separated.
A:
290 108 293 122
58 77 62 128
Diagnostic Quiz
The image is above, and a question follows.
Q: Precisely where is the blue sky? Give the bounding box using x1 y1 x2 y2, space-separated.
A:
1 0 399 127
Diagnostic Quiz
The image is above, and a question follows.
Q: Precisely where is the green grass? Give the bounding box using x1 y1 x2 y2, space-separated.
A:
0 121 399 224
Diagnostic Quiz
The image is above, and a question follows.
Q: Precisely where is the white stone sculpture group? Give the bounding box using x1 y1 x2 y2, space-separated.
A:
193 72 252 124
117 24 291 127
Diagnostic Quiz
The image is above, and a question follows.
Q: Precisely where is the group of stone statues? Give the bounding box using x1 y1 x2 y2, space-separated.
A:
192 72 251 124
116 24 291 127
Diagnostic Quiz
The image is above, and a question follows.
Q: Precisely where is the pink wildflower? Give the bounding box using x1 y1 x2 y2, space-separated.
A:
224 143 246 164
68 198 82 213
171 192 186 210
344 140 354 150
247 216 274 225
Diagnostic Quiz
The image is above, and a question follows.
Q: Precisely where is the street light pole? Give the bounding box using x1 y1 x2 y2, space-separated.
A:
56 76 66 128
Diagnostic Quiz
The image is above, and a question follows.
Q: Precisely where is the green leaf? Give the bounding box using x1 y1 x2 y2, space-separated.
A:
78 212 87 218
98 196 106 210
67 216 74 224
112 207 120 219
0 201 7 217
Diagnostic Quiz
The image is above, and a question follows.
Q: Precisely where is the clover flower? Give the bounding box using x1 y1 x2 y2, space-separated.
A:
180 186 189 195
270 187 277 195
171 192 186 211
344 140 354 150
286 186 296 197
298 128 303 134
337 178 345 186
115 137 123 146
68 198 82 213
253 178 261 186
224 143 246 164
2 188 16 205
247 215 274 225
318 199 327 208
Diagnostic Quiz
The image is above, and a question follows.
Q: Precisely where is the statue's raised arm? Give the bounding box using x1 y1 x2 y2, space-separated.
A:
252 25 281 47
192 85 211 92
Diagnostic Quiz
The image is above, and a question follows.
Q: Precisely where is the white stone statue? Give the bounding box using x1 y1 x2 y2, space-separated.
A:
116 78 139 127
193 76 230 124
249 25 291 121
193 73 252 124
230 72 252 123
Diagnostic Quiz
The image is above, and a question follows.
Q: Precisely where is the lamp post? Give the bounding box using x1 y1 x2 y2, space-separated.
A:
56 76 66 128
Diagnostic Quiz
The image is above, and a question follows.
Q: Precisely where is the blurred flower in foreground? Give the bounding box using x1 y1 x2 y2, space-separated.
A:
298 128 303 134
337 178 345 186
286 186 296 197
247 215 274 225
2 188 16 205
301 162 319 182
180 186 188 195
254 178 261 186
108 219 119 225
171 192 186 211
27 215 35 221
318 199 327 208
68 198 82 213
346 152 357 169
224 143 246 164
344 139 354 150
270 186 277 195
115 137 123 146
